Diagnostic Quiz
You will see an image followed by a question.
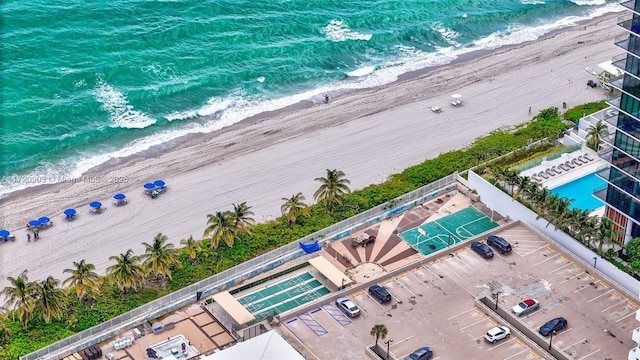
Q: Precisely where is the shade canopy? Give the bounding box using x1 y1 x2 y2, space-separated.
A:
28 220 40 227
308 256 353 288
452 93 462 99
0 230 10 237
64 208 77 216
143 183 156 189
113 193 126 200
89 201 102 208
153 180 165 187
211 291 255 325
38 216 50 224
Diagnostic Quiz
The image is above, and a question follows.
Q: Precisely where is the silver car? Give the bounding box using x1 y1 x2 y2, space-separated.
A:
336 297 360 317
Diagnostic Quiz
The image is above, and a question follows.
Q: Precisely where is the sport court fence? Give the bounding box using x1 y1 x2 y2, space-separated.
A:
22 173 458 360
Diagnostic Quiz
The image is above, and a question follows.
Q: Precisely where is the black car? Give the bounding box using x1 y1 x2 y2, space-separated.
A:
487 235 512 254
368 285 392 303
471 241 493 258
538 317 567 336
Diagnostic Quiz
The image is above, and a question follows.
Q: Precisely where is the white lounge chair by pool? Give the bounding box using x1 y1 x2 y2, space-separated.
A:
565 161 575 169
430 106 442 113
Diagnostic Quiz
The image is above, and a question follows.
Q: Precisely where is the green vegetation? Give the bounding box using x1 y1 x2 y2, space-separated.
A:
0 107 571 359
562 100 608 123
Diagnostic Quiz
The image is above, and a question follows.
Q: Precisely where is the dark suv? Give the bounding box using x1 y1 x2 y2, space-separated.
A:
368 285 392 303
487 235 512 254
471 241 494 258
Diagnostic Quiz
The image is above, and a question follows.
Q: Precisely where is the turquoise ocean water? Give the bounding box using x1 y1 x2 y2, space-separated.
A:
0 0 623 197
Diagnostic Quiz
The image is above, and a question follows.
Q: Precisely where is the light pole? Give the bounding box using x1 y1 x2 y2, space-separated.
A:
492 291 501 310
593 256 598 269
448 235 452 247
384 339 393 360
549 330 557 351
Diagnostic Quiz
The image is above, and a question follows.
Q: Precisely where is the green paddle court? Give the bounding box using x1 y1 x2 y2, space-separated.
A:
400 207 499 255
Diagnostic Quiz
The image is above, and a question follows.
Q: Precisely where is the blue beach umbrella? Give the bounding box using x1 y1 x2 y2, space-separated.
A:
28 220 40 227
64 208 76 216
38 216 50 224
143 183 156 190
153 180 165 187
0 230 9 238
89 201 102 208
114 193 126 200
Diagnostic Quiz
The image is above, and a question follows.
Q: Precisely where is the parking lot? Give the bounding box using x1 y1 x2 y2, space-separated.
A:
280 222 638 359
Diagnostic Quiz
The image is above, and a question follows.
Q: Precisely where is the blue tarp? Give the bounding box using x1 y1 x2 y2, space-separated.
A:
299 241 321 253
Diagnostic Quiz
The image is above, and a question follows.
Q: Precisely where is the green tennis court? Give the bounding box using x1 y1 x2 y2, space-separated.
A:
236 272 330 321
400 207 499 255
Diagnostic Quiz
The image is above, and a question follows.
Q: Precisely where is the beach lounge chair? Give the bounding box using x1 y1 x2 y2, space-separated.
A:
571 158 584 166
430 106 442 113
451 100 462 107
531 174 542 182
583 153 595 162
545 169 556 177
538 171 549 180
559 163 570 172
565 161 575 169
551 166 562 175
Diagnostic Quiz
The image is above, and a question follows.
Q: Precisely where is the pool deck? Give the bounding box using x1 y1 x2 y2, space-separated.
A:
520 148 607 189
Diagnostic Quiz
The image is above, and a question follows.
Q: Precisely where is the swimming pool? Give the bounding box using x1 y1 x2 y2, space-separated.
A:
550 172 607 211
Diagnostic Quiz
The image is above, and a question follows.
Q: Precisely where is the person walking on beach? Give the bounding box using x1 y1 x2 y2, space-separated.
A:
528 106 532 115
324 94 329 104
34 229 39 240
27 233 31 242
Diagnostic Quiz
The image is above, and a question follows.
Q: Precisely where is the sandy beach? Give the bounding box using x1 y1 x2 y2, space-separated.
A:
0 14 623 289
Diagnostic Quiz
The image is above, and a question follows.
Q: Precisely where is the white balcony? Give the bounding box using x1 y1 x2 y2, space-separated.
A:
634 327 640 344
630 346 640 360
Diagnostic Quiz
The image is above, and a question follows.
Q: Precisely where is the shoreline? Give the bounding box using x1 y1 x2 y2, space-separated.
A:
0 13 623 288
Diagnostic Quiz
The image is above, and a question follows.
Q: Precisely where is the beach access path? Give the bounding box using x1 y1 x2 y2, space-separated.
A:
0 14 623 289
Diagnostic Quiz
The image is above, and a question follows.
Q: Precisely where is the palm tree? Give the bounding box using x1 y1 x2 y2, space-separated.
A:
62 260 102 303
548 196 573 231
32 276 66 323
180 235 202 264
594 218 623 254
230 202 255 235
142 233 182 285
204 211 236 248
107 249 145 294
1 270 36 328
314 169 351 212
0 307 11 336
370 324 388 347
586 120 607 152
281 192 310 226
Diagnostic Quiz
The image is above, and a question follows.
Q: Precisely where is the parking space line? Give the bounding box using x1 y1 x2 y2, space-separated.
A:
628 300 638 309
600 283 609 289
459 318 487 331
535 253 560 266
394 277 418 298
391 335 414 347
438 259 461 277
601 300 626 313
547 261 574 275
447 307 476 320
587 289 613 303
485 338 516 351
574 280 599 293
560 271 584 284
562 338 587 350
529 350 540 358
407 269 432 289
578 349 601 359
504 348 530 360
516 339 526 348
616 311 636 323
454 254 476 272
572 264 582 271
422 264 446 283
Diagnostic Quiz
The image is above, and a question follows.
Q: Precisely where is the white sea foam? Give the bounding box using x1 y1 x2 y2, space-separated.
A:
347 66 376 77
257 76 266 83
93 79 157 129
431 22 460 46
521 0 545 4
323 19 372 42
570 0 606 6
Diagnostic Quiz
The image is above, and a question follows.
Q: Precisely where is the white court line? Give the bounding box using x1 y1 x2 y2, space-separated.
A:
408 269 432 289
616 311 637 323
454 254 476 272
574 280 600 293
578 349 601 359
547 262 574 275
459 318 487 331
485 338 516 351
503 348 530 360
390 335 414 347
562 338 587 350
447 308 476 320
601 300 626 313
422 264 446 283
587 289 613 303
535 253 560 266
517 244 549 257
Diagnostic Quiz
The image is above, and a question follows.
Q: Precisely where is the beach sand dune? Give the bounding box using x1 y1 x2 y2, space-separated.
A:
0 15 621 289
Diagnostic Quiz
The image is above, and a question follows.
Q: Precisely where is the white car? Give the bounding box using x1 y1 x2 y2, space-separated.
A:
336 297 360 317
484 326 511 343
511 298 539 316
